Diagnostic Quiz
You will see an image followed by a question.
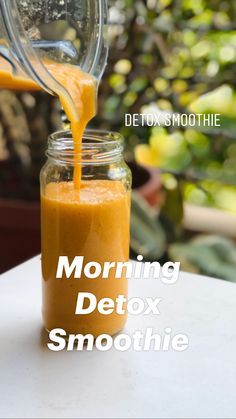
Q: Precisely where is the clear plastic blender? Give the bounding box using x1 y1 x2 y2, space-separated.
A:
0 0 108 103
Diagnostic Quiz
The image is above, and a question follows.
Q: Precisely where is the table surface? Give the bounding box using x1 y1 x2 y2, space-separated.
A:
1 256 236 419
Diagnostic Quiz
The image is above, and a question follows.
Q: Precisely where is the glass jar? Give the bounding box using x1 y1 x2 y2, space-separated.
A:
40 130 132 337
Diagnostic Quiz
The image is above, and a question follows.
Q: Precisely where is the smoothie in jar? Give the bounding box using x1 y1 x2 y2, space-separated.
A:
41 179 131 336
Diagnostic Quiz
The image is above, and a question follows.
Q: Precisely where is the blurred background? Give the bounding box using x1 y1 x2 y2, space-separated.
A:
1 0 236 280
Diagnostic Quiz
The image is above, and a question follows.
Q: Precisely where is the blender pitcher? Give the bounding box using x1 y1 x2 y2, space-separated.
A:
0 0 108 103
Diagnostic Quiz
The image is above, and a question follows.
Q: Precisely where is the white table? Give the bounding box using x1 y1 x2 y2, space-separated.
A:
1 256 236 419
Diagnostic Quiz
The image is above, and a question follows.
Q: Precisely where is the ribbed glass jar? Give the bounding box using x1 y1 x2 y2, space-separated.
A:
40 130 132 337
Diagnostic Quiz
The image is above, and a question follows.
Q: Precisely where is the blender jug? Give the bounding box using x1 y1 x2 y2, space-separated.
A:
0 0 108 104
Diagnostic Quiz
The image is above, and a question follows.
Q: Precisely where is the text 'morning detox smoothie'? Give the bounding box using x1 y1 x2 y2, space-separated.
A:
0 57 131 336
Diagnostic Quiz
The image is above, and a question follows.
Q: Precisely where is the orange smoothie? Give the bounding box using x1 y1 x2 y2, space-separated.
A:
41 181 130 336
0 57 131 336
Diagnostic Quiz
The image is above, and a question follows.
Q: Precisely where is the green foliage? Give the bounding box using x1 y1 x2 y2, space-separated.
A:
93 0 236 214
169 235 236 281
131 192 166 260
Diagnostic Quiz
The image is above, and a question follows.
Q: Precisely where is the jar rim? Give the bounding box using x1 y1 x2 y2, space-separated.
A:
48 129 124 148
47 129 124 164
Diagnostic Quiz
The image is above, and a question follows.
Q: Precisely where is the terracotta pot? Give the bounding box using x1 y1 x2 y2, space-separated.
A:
128 161 162 207
0 199 40 273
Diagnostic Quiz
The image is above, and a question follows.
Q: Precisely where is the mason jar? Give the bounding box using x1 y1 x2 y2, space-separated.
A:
40 130 132 337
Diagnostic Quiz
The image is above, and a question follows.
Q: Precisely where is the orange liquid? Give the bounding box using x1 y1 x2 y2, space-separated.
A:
46 62 96 189
0 58 130 336
41 181 130 336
